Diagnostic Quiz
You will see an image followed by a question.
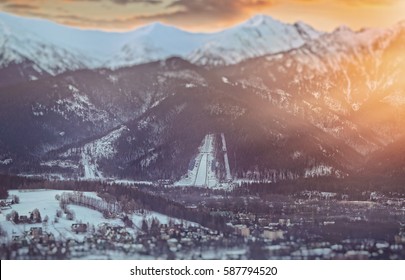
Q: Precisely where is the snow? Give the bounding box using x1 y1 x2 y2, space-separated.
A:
294 247 332 257
80 126 128 179
52 91 108 122
185 83 196 88
195 154 209 186
0 11 323 73
52 85 109 122
81 148 102 179
131 211 196 228
105 23 208 69
375 242 389 249
383 90 405 106
222 77 231 84
0 158 12 165
343 70 352 104
175 134 221 188
304 165 333 178
162 70 207 86
0 189 196 244
221 133 232 181
1 10 401 76
188 14 322 66
140 153 158 168
291 151 303 160
194 134 216 187
40 160 79 169
111 180 153 186
0 189 116 242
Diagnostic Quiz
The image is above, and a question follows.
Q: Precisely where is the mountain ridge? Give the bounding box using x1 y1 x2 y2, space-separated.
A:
0 12 323 83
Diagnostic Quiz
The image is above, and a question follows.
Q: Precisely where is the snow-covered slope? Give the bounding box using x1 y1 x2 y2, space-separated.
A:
104 23 208 69
187 15 323 66
0 12 104 75
0 12 323 76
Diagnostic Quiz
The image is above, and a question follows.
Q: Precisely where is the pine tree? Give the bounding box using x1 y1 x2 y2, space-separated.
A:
141 219 149 233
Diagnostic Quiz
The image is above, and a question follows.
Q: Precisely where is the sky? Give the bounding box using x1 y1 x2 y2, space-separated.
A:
0 0 404 32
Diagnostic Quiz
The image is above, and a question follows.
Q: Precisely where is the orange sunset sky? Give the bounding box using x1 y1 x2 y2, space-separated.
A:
0 0 404 32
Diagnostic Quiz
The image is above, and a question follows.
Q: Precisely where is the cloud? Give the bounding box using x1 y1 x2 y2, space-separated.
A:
292 0 398 6
2 3 38 10
339 0 398 6
0 0 40 13
137 0 276 22
111 0 163 4
61 0 163 4
168 0 274 15
0 0 402 31
52 0 276 29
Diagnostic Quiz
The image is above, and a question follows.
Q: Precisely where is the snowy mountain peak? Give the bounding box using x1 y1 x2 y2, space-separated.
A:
394 19 405 30
0 11 325 73
2 11 399 82
293 20 323 40
334 25 354 34
244 14 280 26
188 15 323 66
137 21 180 35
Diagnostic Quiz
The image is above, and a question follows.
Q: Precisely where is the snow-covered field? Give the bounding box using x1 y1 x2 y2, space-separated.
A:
0 189 191 243
0 190 121 242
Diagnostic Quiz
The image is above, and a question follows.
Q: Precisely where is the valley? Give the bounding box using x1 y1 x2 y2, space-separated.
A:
0 11 404 260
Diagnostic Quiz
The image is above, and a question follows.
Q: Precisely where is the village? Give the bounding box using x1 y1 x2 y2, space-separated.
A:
1 188 404 260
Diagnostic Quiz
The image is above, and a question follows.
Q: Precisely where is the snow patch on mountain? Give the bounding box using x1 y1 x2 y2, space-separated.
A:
80 126 128 179
176 134 220 188
140 152 159 168
304 165 333 178
161 70 207 86
0 14 97 75
52 85 109 122
0 158 12 165
40 160 79 169
222 77 231 84
104 23 208 69
188 15 322 66
383 90 405 106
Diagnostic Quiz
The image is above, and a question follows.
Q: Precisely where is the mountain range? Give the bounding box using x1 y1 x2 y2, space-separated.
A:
0 12 404 187
0 12 321 86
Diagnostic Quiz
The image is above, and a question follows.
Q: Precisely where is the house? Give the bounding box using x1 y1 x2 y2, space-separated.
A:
0 200 11 209
278 219 291 226
11 235 23 245
102 226 133 243
262 228 284 241
395 233 405 244
41 233 55 244
19 215 29 224
258 218 271 227
234 225 250 237
71 223 88 234
225 251 245 260
167 238 179 252
180 237 193 246
29 227 43 238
